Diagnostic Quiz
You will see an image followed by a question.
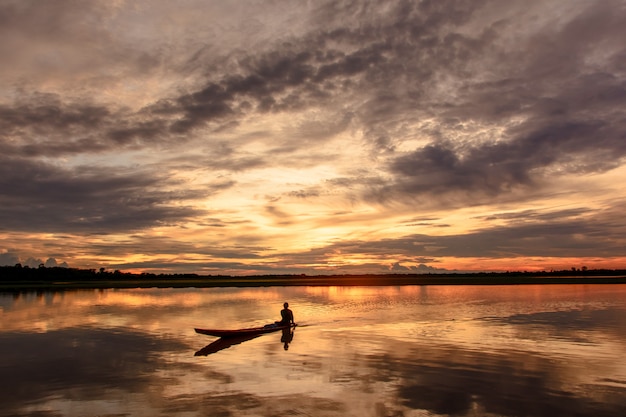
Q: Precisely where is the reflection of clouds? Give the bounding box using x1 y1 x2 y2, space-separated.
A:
492 308 625 329
484 307 626 342
0 289 303 333
162 392 347 416
303 285 424 301
292 316 626 417
4 287 293 313
0 327 190 416
363 343 626 417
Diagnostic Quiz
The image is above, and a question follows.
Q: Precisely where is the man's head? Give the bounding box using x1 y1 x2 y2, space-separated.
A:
284 302 289 308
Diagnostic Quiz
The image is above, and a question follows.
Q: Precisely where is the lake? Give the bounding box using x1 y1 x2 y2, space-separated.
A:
1 284 625 416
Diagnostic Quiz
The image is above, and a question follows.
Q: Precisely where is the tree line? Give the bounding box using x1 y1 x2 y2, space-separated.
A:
1 264 625 282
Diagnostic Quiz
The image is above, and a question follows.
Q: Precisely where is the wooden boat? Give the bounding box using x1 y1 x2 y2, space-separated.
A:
194 323 297 338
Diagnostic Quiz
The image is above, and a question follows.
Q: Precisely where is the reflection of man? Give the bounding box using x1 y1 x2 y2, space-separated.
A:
281 327 294 350
279 302 294 325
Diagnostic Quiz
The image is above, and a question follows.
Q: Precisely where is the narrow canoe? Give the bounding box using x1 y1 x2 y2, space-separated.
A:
194 323 296 338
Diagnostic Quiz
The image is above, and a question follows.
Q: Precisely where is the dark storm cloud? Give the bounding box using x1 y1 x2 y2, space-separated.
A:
0 155 210 233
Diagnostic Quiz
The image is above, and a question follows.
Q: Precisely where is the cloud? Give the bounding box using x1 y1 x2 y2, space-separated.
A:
360 1 626 205
0 155 210 233
389 262 449 273
0 251 19 266
44 257 68 268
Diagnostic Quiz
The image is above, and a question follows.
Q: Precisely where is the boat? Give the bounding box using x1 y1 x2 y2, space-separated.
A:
194 323 297 338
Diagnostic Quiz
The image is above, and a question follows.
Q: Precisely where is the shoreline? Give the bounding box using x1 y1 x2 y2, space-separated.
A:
2 274 626 291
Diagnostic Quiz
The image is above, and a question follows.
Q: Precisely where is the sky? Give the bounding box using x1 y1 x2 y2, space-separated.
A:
1 0 626 275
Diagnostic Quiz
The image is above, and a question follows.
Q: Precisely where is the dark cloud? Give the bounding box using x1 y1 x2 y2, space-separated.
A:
0 94 109 132
384 117 623 201
389 262 447 273
6 256 69 269
0 155 209 233
0 95 150 157
0 251 20 266
358 0 626 204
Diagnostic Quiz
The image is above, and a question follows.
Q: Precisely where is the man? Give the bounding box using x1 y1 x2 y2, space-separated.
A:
279 302 294 325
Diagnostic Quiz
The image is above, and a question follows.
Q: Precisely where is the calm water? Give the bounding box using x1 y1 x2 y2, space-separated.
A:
1 285 625 417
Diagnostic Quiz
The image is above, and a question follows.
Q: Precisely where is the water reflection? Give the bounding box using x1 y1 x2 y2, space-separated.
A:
195 333 262 356
0 327 189 416
281 326 295 350
364 340 620 416
1 285 625 416
195 326 297 356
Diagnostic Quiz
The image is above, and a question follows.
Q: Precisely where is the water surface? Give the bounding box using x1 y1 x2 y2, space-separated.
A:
1 285 625 416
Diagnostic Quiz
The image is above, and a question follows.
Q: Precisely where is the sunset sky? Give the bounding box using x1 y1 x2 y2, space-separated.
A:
1 0 625 275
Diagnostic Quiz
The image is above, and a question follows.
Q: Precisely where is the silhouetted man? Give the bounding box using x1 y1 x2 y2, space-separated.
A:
279 302 294 325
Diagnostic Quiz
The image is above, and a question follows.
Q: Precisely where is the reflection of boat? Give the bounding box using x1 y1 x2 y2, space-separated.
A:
194 324 297 356
194 333 263 356
194 323 297 338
